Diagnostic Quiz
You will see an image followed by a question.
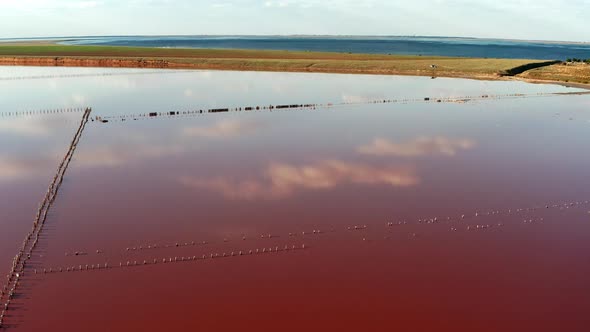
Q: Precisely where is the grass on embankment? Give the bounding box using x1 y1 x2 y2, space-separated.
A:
0 45 555 79
517 63 590 85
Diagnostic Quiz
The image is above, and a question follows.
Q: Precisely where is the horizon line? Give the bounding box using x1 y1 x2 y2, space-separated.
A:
0 34 589 45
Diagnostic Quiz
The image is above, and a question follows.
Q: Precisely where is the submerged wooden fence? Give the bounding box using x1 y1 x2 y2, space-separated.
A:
0 107 88 119
1 88 589 327
2 90 587 123
24 199 590 279
0 108 91 329
91 90 590 124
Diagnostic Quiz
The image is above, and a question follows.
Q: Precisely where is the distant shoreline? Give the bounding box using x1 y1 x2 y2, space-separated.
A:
3 36 589 61
0 44 588 89
1 35 588 45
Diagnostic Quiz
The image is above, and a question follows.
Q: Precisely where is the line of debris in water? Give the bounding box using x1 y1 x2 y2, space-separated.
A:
35 244 308 276
38 199 589 279
2 90 588 121
0 108 91 330
59 199 590 261
0 70 194 81
90 91 590 124
0 107 88 119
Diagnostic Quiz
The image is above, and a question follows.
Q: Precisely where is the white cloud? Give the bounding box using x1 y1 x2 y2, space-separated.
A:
68 1 101 9
264 1 290 7
0 0 589 42
0 0 103 11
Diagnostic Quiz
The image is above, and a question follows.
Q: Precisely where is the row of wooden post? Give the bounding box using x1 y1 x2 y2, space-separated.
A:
0 108 92 329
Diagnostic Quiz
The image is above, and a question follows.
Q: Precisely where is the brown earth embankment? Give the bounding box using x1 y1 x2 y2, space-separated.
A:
1 55 588 89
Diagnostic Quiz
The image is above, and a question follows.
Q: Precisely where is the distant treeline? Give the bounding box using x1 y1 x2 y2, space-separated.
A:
565 58 590 63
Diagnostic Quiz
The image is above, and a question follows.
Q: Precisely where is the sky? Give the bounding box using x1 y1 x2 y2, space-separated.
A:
0 0 589 42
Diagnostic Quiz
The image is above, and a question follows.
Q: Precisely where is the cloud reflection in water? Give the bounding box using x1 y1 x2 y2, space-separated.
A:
182 119 262 139
74 144 185 168
357 136 476 157
0 118 260 184
0 157 50 182
180 160 419 200
180 135 477 200
0 117 67 137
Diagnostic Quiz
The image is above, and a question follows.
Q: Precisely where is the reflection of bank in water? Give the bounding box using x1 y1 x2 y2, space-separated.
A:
0 70 192 82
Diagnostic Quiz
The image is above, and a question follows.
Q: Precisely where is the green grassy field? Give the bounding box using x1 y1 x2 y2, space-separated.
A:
1 44 583 85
